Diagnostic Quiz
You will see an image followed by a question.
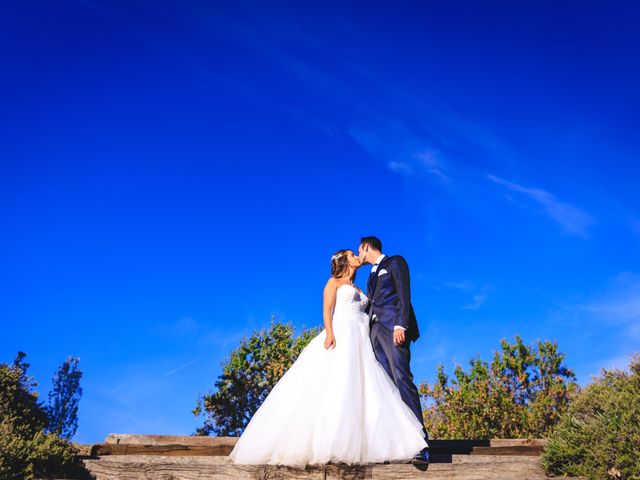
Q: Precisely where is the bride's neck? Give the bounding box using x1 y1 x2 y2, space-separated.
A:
342 269 355 283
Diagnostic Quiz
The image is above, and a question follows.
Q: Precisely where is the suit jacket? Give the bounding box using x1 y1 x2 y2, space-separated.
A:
367 255 420 343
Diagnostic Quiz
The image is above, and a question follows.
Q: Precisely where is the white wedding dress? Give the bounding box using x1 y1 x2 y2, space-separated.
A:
229 283 428 467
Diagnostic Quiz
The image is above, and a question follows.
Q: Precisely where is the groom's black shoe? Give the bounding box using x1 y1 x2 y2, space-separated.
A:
410 447 430 467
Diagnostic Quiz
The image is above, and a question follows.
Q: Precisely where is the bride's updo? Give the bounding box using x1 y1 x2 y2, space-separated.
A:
331 249 355 279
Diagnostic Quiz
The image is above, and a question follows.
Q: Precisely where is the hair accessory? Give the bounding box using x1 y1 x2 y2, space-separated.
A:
331 253 343 262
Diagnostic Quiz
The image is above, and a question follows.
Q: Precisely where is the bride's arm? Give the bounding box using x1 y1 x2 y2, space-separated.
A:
323 278 338 349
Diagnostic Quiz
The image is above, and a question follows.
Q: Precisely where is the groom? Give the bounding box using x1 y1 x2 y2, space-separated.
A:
358 236 430 465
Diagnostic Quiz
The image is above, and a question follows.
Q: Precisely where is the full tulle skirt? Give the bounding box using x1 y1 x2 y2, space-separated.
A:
229 310 428 467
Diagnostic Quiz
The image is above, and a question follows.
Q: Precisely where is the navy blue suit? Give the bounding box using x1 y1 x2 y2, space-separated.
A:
367 255 428 441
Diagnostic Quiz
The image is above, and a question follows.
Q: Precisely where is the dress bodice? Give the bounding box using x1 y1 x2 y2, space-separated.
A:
334 284 369 316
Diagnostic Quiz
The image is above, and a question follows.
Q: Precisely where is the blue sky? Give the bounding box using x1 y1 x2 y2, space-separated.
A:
1 1 639 444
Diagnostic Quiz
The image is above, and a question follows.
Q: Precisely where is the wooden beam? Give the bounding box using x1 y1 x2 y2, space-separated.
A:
90 443 234 457
82 454 570 480
105 433 237 446
472 446 544 457
103 435 547 454
489 439 547 447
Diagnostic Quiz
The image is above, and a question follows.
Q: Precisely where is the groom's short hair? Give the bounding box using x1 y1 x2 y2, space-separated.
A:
360 236 382 252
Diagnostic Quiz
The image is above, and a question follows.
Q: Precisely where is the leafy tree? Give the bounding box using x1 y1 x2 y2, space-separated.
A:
45 356 83 440
419 336 579 438
0 352 91 480
193 319 319 436
542 354 640 480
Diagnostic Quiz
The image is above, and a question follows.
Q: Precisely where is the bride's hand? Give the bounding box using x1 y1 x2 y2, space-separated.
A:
324 333 336 350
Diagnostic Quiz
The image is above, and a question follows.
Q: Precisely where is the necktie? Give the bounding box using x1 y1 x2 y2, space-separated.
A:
368 263 378 296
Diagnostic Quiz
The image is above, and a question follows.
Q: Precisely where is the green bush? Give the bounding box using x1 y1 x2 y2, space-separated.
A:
193 319 319 436
0 352 91 480
542 353 640 480
419 336 579 439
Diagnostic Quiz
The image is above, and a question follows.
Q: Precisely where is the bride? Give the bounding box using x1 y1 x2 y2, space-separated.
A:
229 249 428 467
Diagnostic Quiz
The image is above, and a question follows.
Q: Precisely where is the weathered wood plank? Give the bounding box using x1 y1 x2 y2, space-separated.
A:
82 454 571 480
91 442 543 458
105 433 237 447
84 454 548 465
104 434 548 448
489 439 547 448
83 456 325 480
102 435 546 455
91 443 234 456
471 446 544 456
437 455 545 465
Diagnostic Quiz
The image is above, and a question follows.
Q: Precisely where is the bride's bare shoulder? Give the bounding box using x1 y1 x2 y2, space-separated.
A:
324 277 339 291
323 278 340 304
325 277 339 286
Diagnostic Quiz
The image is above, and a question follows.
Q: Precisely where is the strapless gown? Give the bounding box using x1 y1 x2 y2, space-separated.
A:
229 283 428 467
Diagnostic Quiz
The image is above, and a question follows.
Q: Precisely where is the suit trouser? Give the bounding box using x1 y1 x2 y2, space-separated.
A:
370 320 429 442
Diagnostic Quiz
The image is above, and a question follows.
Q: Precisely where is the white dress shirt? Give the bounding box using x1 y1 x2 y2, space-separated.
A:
370 254 406 332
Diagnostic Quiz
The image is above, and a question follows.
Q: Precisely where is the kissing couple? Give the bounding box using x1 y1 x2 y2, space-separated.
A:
230 236 430 467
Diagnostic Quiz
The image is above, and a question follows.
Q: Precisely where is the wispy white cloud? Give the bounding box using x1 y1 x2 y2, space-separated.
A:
578 351 638 384
463 288 490 310
412 334 450 368
349 125 453 187
158 315 201 338
151 316 250 350
388 161 412 174
576 272 640 339
487 174 595 237
415 150 452 184
108 353 208 398
601 352 638 372
164 356 205 377
442 280 474 291
108 316 253 398
440 280 491 310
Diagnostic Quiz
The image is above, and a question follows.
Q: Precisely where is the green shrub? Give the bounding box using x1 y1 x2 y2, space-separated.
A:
419 336 579 438
193 319 319 436
0 352 91 480
542 353 640 480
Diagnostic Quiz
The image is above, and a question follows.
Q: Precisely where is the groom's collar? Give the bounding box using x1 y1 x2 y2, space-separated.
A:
372 253 386 266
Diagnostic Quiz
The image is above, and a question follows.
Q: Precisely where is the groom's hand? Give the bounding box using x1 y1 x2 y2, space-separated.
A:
393 329 405 346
